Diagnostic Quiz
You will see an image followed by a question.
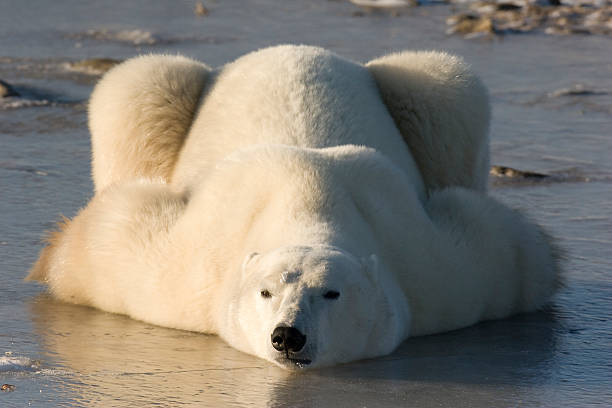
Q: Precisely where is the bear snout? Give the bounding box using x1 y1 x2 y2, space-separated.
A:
271 326 306 353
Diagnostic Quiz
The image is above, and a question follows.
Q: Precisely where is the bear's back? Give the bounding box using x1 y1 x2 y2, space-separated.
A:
171 45 424 197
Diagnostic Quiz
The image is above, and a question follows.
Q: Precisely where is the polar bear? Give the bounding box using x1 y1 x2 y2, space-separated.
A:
28 45 559 369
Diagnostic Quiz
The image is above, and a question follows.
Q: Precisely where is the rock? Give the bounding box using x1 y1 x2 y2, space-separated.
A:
1 384 16 392
447 2 612 37
490 166 549 179
548 84 606 98
195 1 209 16
0 79 19 97
66 58 122 75
497 3 522 11
446 14 496 37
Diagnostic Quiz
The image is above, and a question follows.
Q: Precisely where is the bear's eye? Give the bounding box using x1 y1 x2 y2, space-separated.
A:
323 290 340 300
260 289 272 299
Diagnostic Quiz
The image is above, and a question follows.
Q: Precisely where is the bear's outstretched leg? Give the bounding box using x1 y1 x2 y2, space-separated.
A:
27 180 191 327
367 52 490 194
89 55 211 193
409 187 561 336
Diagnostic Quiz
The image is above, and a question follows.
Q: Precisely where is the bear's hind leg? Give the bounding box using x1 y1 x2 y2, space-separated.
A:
89 55 211 193
367 51 490 194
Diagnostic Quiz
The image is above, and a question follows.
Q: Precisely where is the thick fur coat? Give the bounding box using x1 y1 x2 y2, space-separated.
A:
29 45 559 369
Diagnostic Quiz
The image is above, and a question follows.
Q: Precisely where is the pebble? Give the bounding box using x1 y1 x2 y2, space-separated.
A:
350 0 416 7
1 384 16 392
194 1 209 16
490 165 549 179
0 79 20 97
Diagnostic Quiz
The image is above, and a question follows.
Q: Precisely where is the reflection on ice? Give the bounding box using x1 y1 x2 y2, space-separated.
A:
27 294 569 407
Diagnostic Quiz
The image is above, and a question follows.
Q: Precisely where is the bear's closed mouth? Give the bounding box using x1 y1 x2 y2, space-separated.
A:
287 357 312 366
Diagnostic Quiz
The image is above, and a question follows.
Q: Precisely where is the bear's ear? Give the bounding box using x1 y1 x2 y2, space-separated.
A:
241 252 260 276
361 254 379 285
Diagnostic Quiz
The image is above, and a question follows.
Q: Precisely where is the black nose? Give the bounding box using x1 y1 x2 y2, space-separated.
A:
271 326 306 353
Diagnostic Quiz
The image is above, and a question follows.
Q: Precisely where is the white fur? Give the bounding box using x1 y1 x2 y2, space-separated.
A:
367 51 491 193
30 45 559 369
89 54 211 193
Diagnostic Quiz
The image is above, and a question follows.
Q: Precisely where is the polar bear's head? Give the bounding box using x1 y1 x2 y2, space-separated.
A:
224 245 410 369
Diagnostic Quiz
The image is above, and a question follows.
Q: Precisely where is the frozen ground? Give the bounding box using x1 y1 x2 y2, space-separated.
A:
1 1 611 407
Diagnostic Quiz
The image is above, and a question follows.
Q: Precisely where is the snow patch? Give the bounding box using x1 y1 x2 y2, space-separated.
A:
0 356 41 373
